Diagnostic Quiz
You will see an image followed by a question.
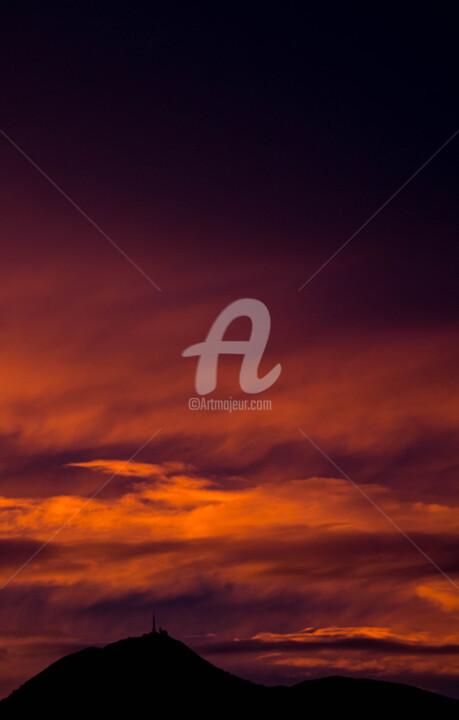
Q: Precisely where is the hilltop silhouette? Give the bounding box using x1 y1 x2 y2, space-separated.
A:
0 629 456 718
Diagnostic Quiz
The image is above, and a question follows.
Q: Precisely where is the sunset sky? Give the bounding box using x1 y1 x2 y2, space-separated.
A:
0 2 458 700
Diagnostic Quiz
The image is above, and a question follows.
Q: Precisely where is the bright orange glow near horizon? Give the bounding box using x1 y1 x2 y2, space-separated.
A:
0 218 457 699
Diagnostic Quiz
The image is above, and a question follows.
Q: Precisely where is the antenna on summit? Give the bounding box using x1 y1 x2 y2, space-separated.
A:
148 609 168 637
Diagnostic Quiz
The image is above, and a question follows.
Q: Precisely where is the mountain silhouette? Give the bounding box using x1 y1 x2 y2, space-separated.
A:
0 630 456 718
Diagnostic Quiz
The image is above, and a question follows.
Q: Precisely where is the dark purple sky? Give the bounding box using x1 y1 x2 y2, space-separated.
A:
0 1 458 701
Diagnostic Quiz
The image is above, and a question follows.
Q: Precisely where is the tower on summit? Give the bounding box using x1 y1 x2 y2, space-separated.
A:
149 610 168 637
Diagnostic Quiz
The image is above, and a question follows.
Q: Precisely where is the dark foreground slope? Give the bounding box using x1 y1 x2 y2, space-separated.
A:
0 632 456 718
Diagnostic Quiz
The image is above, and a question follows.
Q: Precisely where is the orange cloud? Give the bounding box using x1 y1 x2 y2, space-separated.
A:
66 460 189 478
417 585 459 614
